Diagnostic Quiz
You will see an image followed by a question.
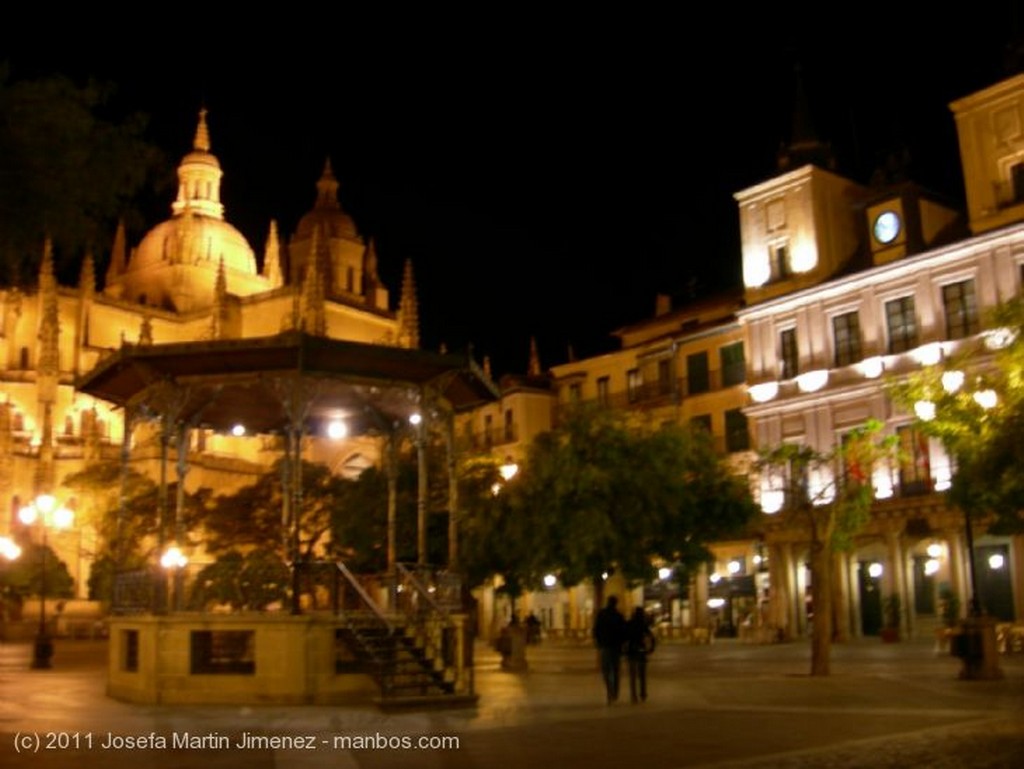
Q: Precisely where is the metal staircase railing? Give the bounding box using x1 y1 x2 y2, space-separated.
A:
332 561 469 703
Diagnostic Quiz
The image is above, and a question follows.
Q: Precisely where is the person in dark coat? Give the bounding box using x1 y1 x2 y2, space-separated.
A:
624 606 656 702
592 595 627 703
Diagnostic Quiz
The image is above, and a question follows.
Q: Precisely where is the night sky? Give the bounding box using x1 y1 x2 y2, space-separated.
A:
4 11 1023 377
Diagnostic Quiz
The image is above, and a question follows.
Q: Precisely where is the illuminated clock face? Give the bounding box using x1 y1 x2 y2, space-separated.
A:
873 211 901 245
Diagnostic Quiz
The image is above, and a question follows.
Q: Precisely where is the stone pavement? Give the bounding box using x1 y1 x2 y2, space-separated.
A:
0 633 1021 768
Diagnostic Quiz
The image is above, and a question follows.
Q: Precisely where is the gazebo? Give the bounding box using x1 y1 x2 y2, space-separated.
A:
75 330 499 707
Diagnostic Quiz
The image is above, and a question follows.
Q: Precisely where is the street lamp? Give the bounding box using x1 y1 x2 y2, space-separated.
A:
18 494 73 669
915 377 1004 680
0 536 20 643
160 545 189 612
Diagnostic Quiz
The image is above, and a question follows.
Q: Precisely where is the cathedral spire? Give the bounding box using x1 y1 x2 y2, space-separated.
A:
262 219 284 288
315 157 341 210
193 107 211 152
528 336 541 376
776 63 834 172
363 237 381 297
37 238 60 380
79 251 95 297
106 219 128 286
397 258 420 349
171 109 224 219
299 228 327 335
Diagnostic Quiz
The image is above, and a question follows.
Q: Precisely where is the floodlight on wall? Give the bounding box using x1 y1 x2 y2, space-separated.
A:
973 389 998 409
789 239 817 273
914 400 936 421
760 488 784 514
658 567 672 581
543 574 557 588
707 598 726 609
924 559 940 576
876 466 892 501
795 370 828 393
926 543 943 558
857 356 884 379
231 423 246 437
942 370 965 393
984 327 1017 350
744 258 771 289
867 562 883 579
988 553 1005 570
727 560 741 575
748 381 779 403
409 413 422 426
911 342 943 366
709 572 722 584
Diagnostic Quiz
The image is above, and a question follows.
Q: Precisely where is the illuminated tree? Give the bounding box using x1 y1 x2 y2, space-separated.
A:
887 298 1024 538
757 419 895 676
458 405 757 607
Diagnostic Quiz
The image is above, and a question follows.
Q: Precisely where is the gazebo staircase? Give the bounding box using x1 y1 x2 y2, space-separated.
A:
333 561 476 709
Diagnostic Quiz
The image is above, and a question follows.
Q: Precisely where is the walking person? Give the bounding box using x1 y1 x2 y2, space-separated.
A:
592 595 626 703
624 606 656 703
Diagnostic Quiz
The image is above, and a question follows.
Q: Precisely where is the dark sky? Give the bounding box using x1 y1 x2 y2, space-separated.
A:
4 12 1023 377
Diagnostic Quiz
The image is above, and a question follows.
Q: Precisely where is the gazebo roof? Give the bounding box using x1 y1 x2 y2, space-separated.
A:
75 331 500 435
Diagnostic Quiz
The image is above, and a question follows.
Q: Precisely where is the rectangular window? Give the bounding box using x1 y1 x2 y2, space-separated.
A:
1013 162 1024 204
627 369 641 403
568 383 582 402
597 376 610 406
720 342 746 387
942 280 979 340
687 352 710 395
335 629 365 673
779 328 799 379
657 359 672 395
690 414 712 434
504 408 515 442
772 244 790 280
190 630 256 675
832 311 862 367
885 296 918 353
725 408 750 452
484 414 493 449
897 425 931 496
122 629 139 672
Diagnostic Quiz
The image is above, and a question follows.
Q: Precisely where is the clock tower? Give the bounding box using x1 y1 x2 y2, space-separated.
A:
863 183 960 267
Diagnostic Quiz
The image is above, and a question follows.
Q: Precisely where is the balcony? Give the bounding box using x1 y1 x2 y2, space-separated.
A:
460 423 520 453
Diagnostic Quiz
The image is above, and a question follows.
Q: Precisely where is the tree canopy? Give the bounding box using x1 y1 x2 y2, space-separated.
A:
0 67 167 283
886 298 1024 535
756 419 896 676
458 405 757 599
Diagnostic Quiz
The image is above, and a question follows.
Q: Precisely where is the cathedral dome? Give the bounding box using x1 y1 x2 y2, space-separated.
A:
132 214 257 276
108 110 260 311
294 159 361 242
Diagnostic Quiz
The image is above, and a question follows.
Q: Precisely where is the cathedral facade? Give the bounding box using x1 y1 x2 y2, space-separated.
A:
0 111 420 594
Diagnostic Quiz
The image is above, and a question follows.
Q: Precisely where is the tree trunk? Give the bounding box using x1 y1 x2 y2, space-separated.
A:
810 539 833 676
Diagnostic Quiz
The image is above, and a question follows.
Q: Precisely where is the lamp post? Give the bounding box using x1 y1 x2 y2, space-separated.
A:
18 494 73 670
0 536 21 641
160 545 188 612
914 380 1004 680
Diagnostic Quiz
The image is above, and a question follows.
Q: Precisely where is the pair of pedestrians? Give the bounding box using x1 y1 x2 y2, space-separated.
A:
592 596 656 703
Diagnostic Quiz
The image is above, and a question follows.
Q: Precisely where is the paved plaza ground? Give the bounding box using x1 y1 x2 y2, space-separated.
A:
0 632 1021 768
